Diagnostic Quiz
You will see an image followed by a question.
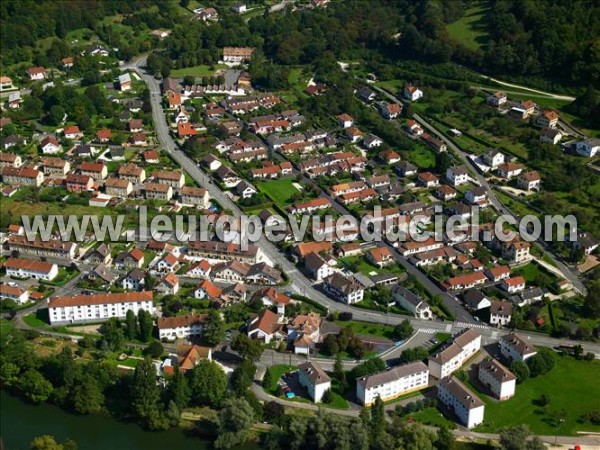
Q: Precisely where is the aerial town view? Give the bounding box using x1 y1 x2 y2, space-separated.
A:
0 0 599 449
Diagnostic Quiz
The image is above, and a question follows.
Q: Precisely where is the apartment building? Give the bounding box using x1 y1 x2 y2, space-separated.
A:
428 328 481 379
356 361 429 406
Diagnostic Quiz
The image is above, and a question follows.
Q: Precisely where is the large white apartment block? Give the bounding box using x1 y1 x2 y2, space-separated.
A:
356 361 429 406
48 291 154 325
478 359 516 401
438 376 485 429
298 361 331 403
157 314 207 341
4 258 58 281
498 332 537 362
7 235 77 259
428 328 481 379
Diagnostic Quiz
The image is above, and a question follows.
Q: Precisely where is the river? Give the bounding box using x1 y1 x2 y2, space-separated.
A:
1 392 258 450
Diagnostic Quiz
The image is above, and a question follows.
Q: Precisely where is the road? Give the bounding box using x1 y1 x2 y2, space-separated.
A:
478 75 576 101
371 84 586 295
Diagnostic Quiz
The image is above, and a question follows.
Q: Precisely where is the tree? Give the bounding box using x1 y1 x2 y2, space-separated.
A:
130 357 163 428
370 395 385 434
583 281 600 318
214 398 255 449
499 425 531 450
262 366 273 389
125 309 137 340
48 105 65 126
537 393 551 407
393 319 414 341
202 310 225 346
29 435 76 450
510 361 530 384
527 348 556 377
99 318 124 351
230 360 256 395
435 425 455 450
183 75 195 86
231 334 264 363
333 354 347 391
322 388 333 404
323 334 339 355
145 340 164 358
264 401 285 425
137 309 154 342
188 360 227 407
71 375 104 414
20 369 53 403
166 367 190 410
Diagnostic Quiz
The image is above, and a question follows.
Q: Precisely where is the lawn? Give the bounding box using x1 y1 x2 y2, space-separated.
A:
170 64 227 78
446 2 490 51
406 144 436 170
23 311 49 328
474 356 600 435
512 262 543 283
264 364 297 395
257 178 301 207
409 407 456 428
334 320 395 341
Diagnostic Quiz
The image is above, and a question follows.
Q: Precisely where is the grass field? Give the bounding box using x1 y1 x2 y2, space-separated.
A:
170 64 227 78
23 311 49 328
409 407 457 428
264 364 296 395
335 320 396 341
257 178 301 207
446 2 490 51
474 356 600 435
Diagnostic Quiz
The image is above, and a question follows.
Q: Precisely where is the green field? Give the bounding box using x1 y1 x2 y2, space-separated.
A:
446 2 490 51
409 407 456 428
474 356 600 435
257 178 301 207
170 64 227 78
264 364 296 395
334 320 396 341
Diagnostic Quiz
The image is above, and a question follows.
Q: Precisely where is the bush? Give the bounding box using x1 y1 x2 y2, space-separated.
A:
338 312 353 321
527 348 556 377
322 389 333 404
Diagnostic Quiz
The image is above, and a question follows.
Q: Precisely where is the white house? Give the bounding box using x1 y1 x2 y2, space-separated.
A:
438 377 485 429
500 276 526 294
446 166 469 186
428 328 481 379
0 284 29 304
392 286 432 320
247 309 284 343
4 258 58 281
498 332 537 362
48 291 154 325
304 252 333 281
157 314 207 341
482 149 505 168
403 85 423 101
118 73 132 92
489 300 512 327
575 138 600 158
186 259 212 278
356 361 429 406
323 273 364 304
486 91 507 107
478 359 516 401
298 361 331 403
121 268 145 291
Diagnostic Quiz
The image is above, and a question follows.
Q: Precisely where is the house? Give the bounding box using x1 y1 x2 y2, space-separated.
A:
569 232 599 256
7 92 22 109
478 359 516 401
392 286 432 320
428 328 481 379
436 184 457 201
486 91 507 107
179 186 209 208
575 138 600 158
247 309 285 343
511 287 545 307
2 167 44 187
356 361 429 406
516 171 541 191
105 178 132 197
298 361 331 403
357 86 377 102
304 252 333 281
0 76 15 91
96 129 112 143
4 258 58 281
363 134 383 149
129 119 143 133
536 110 559 128
482 149 505 168
130 132 148 146
75 144 96 158
79 161 107 180
158 314 207 342
187 241 264 264
0 284 29 304
87 263 116 285
287 312 321 355
153 170 185 189
446 166 469 186
377 101 402 119
345 127 363 143
27 66 47 80
406 119 424 136
289 198 331 215
194 7 219 21
336 113 354 129
40 135 62 154
443 272 486 291
253 288 289 315
403 85 423 101
323 273 364 304
63 125 82 140
293 241 333 261
0 152 22 168
202 154 222 171
484 265 510 283
7 235 77 259
145 182 173 201
540 128 562 145
438 377 485 429
234 180 257 199
395 161 418 177
114 249 145 269
156 273 180 295
463 289 491 311
465 187 488 206
186 259 211 279
222 46 254 64
118 73 132 91
83 243 111 265
61 57 74 68
417 172 440 188
48 291 154 325
367 247 394 268
194 279 222 300
497 163 524 179
500 276 526 293
121 268 145 291
118 164 146 184
379 149 401 165
498 332 537 362
231 3 247 14
489 300 512 327
154 253 179 274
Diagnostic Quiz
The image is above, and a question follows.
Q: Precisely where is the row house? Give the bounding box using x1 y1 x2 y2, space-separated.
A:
330 180 367 197
66 174 94 192
288 197 331 215
228 148 268 163
118 163 146 183
443 271 487 291
144 182 173 201
397 236 444 257
180 186 210 208
250 161 293 179
7 235 77 259
187 241 264 264
222 47 255 64
428 328 481 379
41 157 70 176
0 152 22 169
105 178 133 197
410 247 458 267
2 167 44 187
48 291 154 325
158 314 207 341
249 117 291 135
79 162 107 180
357 361 429 406
153 170 185 189
338 188 377 205
4 258 58 281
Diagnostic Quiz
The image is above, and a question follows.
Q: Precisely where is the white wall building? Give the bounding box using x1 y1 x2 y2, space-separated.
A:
498 332 537 362
428 328 481 379
298 361 331 403
157 314 207 341
4 258 58 281
48 291 154 325
438 376 485 429
478 359 516 401
356 361 429 406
